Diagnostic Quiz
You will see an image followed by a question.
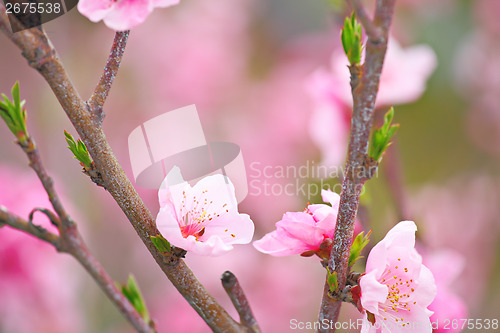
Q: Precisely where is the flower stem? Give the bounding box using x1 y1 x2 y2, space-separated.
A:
87 30 130 123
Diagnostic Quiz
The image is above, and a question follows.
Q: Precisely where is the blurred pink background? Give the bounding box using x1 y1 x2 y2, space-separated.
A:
1 0 500 332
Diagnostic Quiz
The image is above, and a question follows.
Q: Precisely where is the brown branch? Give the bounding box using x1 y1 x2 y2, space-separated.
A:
0 207 61 248
0 6 247 332
87 30 130 123
29 207 61 228
0 208 153 333
350 0 382 41
11 133 154 332
20 137 75 230
221 271 260 333
317 0 396 331
62 227 155 333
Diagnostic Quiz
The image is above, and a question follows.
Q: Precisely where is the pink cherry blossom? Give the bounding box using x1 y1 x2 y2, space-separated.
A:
253 189 341 257
359 221 436 333
78 0 180 31
156 167 254 256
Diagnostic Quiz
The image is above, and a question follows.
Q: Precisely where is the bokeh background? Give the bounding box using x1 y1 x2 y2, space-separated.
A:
1 0 499 332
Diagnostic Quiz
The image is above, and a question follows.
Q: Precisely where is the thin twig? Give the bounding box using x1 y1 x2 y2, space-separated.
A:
29 207 61 228
0 208 154 333
0 207 61 248
87 30 130 123
62 228 155 333
13 133 154 333
221 271 260 333
21 137 75 229
350 0 382 41
0 6 247 332
317 0 396 331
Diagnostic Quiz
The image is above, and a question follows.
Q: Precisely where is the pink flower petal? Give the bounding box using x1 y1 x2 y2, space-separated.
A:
381 220 417 249
201 212 254 244
253 231 311 256
377 42 438 106
77 0 114 23
360 221 437 332
321 189 340 210
78 0 180 30
102 0 153 31
359 270 389 315
180 234 234 256
416 265 437 309
277 221 326 248
156 208 185 243
153 0 180 7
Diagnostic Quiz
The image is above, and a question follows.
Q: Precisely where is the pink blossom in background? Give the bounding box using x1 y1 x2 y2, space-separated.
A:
306 70 350 168
310 38 437 108
359 221 436 333
307 38 437 168
454 30 500 156
454 32 500 100
156 167 254 256
253 190 340 257
127 0 254 112
424 250 467 333
215 35 330 225
371 40 437 106
0 166 84 333
78 0 180 31
475 0 500 35
453 1 500 157
414 176 500 308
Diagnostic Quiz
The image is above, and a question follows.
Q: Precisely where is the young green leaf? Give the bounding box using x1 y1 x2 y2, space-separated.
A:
349 230 372 267
369 107 400 162
64 131 92 168
120 275 150 322
0 82 29 142
150 234 171 253
326 267 338 293
341 12 363 65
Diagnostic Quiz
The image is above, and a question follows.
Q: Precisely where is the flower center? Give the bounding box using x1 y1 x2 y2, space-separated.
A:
178 189 229 240
377 258 417 327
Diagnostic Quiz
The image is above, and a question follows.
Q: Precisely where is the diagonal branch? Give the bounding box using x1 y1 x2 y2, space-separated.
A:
0 5 248 332
0 208 153 333
0 207 61 248
13 133 154 332
317 0 396 331
221 271 261 333
87 30 130 122
20 137 75 230
350 0 382 41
